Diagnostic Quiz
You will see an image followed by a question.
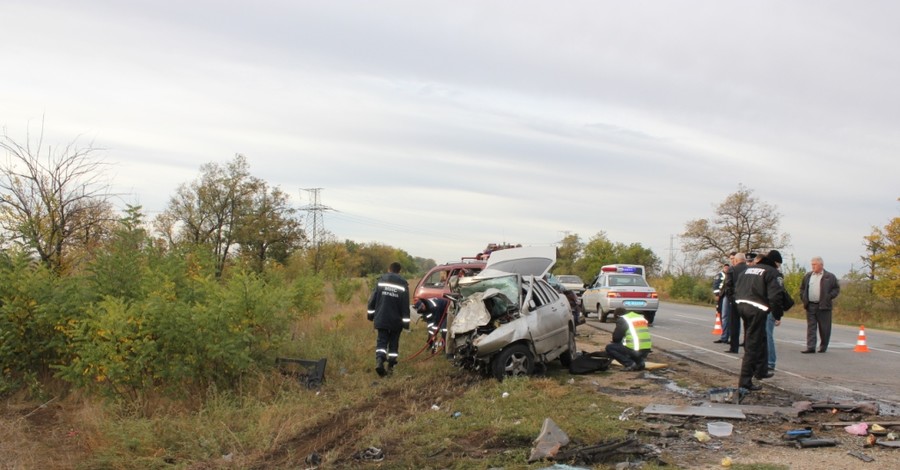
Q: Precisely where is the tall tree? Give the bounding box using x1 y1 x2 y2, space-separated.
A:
573 232 660 280
0 123 113 272
236 185 304 272
681 184 790 270
155 154 302 276
555 233 583 274
867 201 900 301
861 232 883 282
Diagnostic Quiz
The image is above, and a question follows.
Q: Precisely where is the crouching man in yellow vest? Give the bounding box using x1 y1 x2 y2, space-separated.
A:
605 308 652 371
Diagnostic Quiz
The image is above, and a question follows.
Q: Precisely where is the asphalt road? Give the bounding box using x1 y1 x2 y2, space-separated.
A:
585 301 900 414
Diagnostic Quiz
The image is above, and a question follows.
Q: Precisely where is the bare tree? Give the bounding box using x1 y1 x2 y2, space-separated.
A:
0 122 113 271
681 184 790 270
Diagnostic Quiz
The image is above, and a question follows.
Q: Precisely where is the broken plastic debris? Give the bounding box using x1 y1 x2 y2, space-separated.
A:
721 456 732 467
865 434 877 447
452 411 462 418
844 422 868 436
618 407 636 421
502 392 510 398
431 404 440 411
694 431 711 442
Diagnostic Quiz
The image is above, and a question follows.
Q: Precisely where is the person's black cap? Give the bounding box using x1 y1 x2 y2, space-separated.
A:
766 250 783 264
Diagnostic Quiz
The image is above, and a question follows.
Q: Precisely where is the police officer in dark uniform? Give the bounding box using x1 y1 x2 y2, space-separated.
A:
734 251 784 391
367 262 410 376
414 297 449 353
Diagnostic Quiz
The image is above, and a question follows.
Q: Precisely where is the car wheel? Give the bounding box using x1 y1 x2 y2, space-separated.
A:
643 311 656 324
559 328 577 367
491 344 534 381
599 305 608 323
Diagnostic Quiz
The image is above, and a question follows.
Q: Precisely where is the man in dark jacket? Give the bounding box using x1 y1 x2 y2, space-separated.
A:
799 257 841 353
367 262 410 376
734 251 784 391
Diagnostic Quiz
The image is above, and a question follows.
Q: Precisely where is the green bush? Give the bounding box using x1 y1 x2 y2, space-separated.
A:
0 251 88 384
333 278 362 304
56 269 296 400
669 274 697 300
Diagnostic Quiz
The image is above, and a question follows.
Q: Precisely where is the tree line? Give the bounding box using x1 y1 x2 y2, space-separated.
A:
2 126 898 400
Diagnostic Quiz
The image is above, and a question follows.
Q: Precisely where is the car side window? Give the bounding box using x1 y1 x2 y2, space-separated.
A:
425 270 448 287
538 282 559 302
530 282 548 307
534 281 559 307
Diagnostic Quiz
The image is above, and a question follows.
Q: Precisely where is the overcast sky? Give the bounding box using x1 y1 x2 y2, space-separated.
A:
3 0 898 276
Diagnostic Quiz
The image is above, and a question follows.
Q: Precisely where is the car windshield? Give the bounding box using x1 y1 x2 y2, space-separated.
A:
459 274 520 306
609 275 649 287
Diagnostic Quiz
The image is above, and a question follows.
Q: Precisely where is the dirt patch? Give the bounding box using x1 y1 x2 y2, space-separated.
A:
1 399 91 470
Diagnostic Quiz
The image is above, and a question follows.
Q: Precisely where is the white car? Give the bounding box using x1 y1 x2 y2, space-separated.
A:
554 274 585 297
446 246 576 380
582 272 659 324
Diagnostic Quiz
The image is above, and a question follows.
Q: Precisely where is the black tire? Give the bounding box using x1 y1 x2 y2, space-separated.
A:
643 311 656 324
491 344 534 381
559 328 577 367
599 305 608 323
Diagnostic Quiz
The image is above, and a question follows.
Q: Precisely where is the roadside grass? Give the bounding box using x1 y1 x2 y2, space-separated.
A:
69 280 639 469
6 279 797 468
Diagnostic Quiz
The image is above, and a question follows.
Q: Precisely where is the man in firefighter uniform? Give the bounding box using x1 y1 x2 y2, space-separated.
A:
605 308 652 371
414 296 449 353
367 262 410 376
734 251 785 391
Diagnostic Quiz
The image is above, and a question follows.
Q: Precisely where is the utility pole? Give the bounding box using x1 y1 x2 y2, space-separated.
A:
300 188 333 273
667 234 675 275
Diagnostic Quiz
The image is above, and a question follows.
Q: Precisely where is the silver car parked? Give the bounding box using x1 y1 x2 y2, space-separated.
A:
446 246 576 381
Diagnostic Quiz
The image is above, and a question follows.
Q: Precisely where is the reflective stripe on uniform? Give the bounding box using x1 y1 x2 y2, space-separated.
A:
736 299 768 311
378 282 407 291
622 312 652 351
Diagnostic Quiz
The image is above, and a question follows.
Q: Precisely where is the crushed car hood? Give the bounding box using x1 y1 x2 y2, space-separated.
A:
475 245 556 279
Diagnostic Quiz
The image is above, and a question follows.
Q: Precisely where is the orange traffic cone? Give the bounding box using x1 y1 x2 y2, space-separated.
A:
711 312 723 335
854 325 869 353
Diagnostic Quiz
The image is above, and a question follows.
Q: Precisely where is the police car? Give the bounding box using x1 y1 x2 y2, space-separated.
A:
581 264 659 324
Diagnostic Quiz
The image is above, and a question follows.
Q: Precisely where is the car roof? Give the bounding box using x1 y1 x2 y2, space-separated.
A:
476 246 556 278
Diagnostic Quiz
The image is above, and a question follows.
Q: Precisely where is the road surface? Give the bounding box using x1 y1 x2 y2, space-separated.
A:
585 301 900 415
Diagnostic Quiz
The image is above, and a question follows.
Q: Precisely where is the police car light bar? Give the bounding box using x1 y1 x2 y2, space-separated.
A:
601 265 640 274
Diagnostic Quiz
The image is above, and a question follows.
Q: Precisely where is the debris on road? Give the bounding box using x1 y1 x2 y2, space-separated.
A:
642 403 745 419
528 418 570 462
848 450 875 462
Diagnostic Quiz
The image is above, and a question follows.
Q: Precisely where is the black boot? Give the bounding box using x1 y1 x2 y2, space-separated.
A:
375 357 386 377
387 360 397 375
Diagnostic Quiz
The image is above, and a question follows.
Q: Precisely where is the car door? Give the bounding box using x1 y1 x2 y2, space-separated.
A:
523 278 570 354
582 275 603 312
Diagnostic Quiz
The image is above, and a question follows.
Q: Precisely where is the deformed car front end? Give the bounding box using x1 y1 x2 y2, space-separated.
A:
445 246 576 380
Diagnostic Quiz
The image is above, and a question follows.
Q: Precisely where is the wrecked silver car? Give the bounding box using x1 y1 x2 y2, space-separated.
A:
446 246 576 381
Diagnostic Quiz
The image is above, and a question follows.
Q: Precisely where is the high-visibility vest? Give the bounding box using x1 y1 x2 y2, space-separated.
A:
622 312 652 352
